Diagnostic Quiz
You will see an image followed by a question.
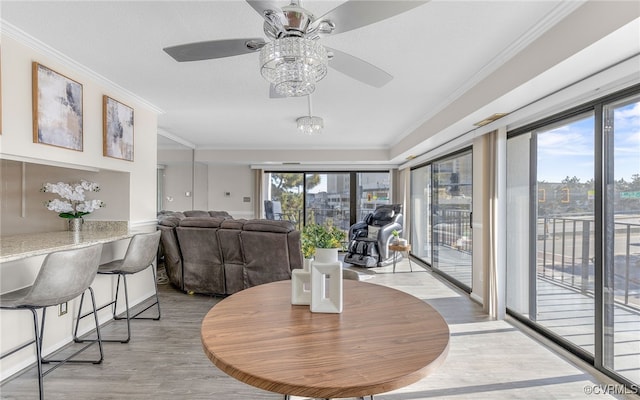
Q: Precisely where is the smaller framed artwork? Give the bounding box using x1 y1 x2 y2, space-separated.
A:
103 95 134 161
32 62 83 150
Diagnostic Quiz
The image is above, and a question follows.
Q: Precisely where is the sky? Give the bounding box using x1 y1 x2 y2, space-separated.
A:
537 101 639 183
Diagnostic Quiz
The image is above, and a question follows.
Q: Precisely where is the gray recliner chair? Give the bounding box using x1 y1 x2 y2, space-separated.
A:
343 204 403 268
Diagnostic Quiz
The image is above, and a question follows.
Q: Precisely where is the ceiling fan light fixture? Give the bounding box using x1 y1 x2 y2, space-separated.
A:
297 115 324 135
259 37 328 97
297 94 323 135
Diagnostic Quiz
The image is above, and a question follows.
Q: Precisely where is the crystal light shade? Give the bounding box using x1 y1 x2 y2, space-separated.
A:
297 115 324 135
260 37 328 97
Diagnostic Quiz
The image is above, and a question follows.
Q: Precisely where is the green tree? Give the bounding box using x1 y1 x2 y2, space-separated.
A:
269 173 321 223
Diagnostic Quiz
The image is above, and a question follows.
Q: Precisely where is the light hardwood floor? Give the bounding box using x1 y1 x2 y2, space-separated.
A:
1 259 636 400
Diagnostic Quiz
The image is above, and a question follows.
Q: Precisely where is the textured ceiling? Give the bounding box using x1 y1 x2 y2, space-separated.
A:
4 0 628 161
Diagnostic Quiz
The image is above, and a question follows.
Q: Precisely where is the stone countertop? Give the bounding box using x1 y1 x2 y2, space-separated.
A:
0 222 141 263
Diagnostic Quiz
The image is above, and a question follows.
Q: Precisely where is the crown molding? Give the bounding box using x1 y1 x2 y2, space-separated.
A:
157 129 196 149
250 164 398 171
1 20 164 115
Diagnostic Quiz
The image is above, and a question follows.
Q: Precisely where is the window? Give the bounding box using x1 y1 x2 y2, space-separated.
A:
263 171 391 236
264 172 305 230
305 172 350 231
602 94 640 383
506 88 640 387
411 165 432 263
534 113 596 354
410 149 473 290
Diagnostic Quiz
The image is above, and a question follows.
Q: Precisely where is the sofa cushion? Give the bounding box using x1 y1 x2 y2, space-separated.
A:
220 219 246 230
209 210 233 218
158 216 182 227
176 226 225 295
243 220 294 233
183 210 210 217
179 217 225 228
217 229 244 265
240 230 292 288
158 211 186 218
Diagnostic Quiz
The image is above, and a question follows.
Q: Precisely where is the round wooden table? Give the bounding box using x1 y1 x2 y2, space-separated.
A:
201 280 449 399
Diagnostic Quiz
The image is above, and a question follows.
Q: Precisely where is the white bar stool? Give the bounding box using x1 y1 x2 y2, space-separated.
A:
75 231 161 344
0 244 104 400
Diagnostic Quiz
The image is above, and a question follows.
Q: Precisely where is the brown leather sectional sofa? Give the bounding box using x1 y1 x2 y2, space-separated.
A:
157 210 302 295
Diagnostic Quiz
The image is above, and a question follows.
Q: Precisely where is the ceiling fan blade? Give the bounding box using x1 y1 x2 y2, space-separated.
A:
326 47 393 88
245 0 286 25
311 1 429 35
163 38 266 62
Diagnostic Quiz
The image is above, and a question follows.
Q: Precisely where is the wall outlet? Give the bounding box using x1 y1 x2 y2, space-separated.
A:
59 302 68 316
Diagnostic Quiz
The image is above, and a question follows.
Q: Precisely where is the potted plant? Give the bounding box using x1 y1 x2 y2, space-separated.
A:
301 223 346 264
41 180 105 232
391 229 400 244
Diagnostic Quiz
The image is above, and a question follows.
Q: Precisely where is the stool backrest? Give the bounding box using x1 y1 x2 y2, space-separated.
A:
119 231 161 274
26 244 103 307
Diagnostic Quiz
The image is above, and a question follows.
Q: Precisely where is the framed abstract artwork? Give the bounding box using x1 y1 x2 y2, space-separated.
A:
103 95 134 161
32 62 83 150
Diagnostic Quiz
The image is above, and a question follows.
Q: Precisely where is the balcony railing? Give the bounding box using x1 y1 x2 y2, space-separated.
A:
433 209 472 253
538 215 640 308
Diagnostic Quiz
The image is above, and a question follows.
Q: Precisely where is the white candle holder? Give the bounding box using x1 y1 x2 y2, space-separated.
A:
310 260 343 313
291 268 312 305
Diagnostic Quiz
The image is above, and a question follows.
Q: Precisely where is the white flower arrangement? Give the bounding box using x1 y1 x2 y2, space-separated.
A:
41 180 105 219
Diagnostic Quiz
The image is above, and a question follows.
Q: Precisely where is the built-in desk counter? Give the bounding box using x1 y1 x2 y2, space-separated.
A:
0 222 137 263
0 221 158 381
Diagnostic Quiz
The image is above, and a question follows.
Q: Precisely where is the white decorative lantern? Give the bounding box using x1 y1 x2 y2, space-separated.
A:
291 268 312 305
310 260 343 313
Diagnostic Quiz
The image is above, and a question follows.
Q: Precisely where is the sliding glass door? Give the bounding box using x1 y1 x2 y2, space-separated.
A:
410 149 473 290
305 172 350 232
432 151 473 288
534 113 596 353
602 94 640 384
506 88 640 388
356 172 391 222
264 172 305 230
411 165 432 263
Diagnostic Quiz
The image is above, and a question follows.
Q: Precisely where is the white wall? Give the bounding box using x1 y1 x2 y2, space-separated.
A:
0 34 158 225
1 160 130 234
208 164 254 219
194 162 209 210
161 164 194 212
0 32 159 381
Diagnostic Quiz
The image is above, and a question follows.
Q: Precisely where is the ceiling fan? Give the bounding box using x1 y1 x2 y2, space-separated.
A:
163 0 428 97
